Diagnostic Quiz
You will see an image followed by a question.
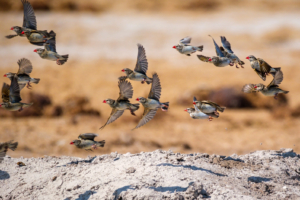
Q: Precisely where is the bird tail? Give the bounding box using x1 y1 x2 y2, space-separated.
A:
197 45 204 52
5 35 18 39
58 55 69 65
129 103 140 116
282 90 289 94
239 61 245 65
218 107 226 112
146 77 153 84
8 141 18 151
31 78 40 84
49 30 56 38
161 102 169 111
96 140 105 147
23 103 33 108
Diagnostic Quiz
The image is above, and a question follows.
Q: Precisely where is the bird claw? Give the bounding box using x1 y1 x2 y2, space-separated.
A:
27 82 32 89
91 144 97 150
214 111 219 116
208 116 213 121
18 107 23 112
129 108 136 116
56 59 62 65
236 64 239 69
274 94 278 100
241 65 244 68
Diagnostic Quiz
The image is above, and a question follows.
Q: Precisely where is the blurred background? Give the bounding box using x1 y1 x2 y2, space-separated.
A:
0 0 300 158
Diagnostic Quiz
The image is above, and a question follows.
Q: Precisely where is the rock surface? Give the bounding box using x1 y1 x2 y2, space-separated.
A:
1 149 300 200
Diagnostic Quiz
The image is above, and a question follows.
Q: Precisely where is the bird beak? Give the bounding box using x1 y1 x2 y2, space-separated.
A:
136 98 140 101
21 31 25 34
121 69 125 72
70 142 74 145
3 74 7 77
10 27 13 30
193 102 196 105
103 100 107 103
208 58 212 61
172 46 176 49
254 86 257 89
246 56 249 59
184 109 187 112
33 49 37 52
0 105 2 107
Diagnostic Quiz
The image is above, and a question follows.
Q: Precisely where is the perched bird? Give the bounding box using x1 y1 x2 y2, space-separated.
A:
134 73 169 129
197 35 234 67
173 36 203 56
100 80 139 129
5 0 36 39
193 97 225 116
184 105 216 121
242 70 289 99
246 55 281 81
0 141 18 163
119 44 152 84
4 58 40 90
0 75 33 111
70 133 105 151
34 31 69 65
220 36 244 68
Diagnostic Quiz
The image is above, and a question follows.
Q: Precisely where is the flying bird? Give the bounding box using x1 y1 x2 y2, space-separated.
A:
220 36 245 68
242 70 288 99
193 97 225 116
0 141 18 163
0 75 33 111
184 105 217 121
119 44 152 84
100 80 139 129
34 31 69 65
246 55 281 81
70 133 105 151
134 73 169 129
173 36 203 56
4 58 40 90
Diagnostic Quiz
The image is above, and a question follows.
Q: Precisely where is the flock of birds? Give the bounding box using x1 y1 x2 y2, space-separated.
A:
0 0 290 160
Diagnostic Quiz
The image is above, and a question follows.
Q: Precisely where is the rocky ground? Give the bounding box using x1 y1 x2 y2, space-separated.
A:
1 149 300 199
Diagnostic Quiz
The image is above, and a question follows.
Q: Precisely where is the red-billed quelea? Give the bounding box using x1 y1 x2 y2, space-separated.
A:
100 80 139 129
119 44 152 84
0 141 18 163
70 133 105 151
134 73 169 129
242 70 289 99
4 58 40 90
220 36 244 68
34 31 69 65
184 105 217 121
246 55 281 81
197 35 234 67
0 75 33 111
193 97 226 116
173 37 203 56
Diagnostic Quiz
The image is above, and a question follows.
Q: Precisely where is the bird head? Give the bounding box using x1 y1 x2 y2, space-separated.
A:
208 58 212 62
103 99 114 105
34 48 44 54
246 55 256 61
172 46 177 49
136 97 146 103
70 141 74 145
10 27 13 30
103 100 107 103
184 109 188 112
254 85 257 89
193 102 196 105
3 72 13 78
121 69 125 72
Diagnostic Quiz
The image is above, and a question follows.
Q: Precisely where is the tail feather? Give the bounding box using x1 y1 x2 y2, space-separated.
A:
58 55 69 65
218 107 226 112
282 90 289 94
161 102 169 111
5 35 18 39
8 141 18 151
96 140 105 147
49 30 56 38
197 45 203 52
146 77 153 84
31 78 40 84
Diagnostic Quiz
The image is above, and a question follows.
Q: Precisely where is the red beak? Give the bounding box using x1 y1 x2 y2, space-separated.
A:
34 49 37 52
193 102 196 105
21 31 24 34
10 27 13 30
70 142 74 145
254 86 257 89
172 46 176 49
208 58 212 61
3 74 7 77
246 56 249 59
103 100 107 103
0 105 2 107
121 69 125 72
184 109 187 112
136 98 140 101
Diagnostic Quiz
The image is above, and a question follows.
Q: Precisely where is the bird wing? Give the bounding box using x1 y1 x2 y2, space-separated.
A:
257 58 271 74
18 83 27 91
134 108 157 129
267 70 283 88
197 55 211 62
179 36 192 45
220 36 234 53
100 109 124 129
9 75 22 103
134 44 148 74
242 84 256 93
78 133 98 141
201 100 220 108
17 58 33 75
148 73 161 101
22 0 37 30
253 69 266 81
44 37 57 53
193 96 197 102
209 35 224 57
117 80 133 101
1 83 10 103
193 104 201 112
0 150 6 163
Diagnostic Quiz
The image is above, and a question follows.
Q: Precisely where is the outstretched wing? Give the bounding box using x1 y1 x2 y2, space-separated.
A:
134 108 157 129
197 55 211 62
179 37 192 45
22 0 37 30
1 83 10 103
242 84 256 93
134 44 148 74
17 58 32 75
117 80 133 101
100 109 124 129
148 73 161 101
193 96 197 102
44 37 57 53
220 36 234 53
78 133 98 141
209 35 224 57
258 58 271 74
267 70 283 88
9 76 22 103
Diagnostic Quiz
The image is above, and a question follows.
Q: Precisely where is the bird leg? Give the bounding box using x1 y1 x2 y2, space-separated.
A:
56 59 62 65
236 64 239 69
161 105 169 111
240 65 244 68
91 144 97 150
214 111 219 116
208 116 213 121
27 81 32 89
274 93 278 100
141 79 145 84
18 106 23 112
265 72 269 76
129 108 136 116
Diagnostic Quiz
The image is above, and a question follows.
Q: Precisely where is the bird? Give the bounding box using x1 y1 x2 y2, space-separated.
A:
4 58 40 90
197 35 234 67
134 73 169 129
0 141 18 163
193 97 226 116
173 36 203 56
100 80 139 129
184 105 217 121
242 70 289 99
34 31 69 65
0 75 33 111
246 55 281 81
70 133 105 151
119 44 152 84
220 36 245 68
5 0 36 39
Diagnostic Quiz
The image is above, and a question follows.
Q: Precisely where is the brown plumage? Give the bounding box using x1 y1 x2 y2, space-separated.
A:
0 141 18 163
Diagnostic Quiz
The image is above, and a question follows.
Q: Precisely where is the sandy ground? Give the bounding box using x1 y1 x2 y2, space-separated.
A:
0 149 300 199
